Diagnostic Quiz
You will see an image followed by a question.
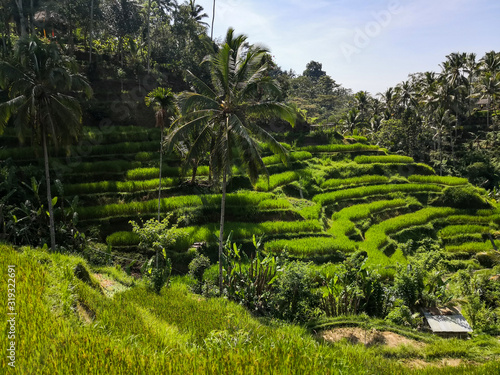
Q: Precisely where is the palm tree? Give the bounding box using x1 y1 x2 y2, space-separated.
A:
145 87 177 221
475 72 500 128
210 0 215 40
0 36 91 251
145 87 177 267
188 0 208 26
166 28 295 292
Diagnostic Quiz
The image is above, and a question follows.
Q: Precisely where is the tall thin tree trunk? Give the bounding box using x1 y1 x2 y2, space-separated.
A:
218 166 227 293
15 0 27 37
89 0 94 64
191 158 198 184
157 126 163 268
210 0 215 40
147 0 151 73
29 0 34 35
42 130 56 251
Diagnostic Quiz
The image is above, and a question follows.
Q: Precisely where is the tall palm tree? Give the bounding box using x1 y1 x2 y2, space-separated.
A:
475 72 500 128
210 0 215 40
145 87 177 222
188 0 208 26
145 87 177 267
166 28 295 292
0 36 91 251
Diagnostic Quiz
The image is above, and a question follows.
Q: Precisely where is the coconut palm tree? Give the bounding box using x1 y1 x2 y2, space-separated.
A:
166 28 295 292
188 0 208 26
0 36 91 251
144 87 177 223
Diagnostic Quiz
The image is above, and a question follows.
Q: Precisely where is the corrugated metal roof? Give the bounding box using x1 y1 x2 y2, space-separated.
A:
423 313 473 333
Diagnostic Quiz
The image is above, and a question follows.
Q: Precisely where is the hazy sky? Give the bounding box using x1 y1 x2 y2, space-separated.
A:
196 0 500 95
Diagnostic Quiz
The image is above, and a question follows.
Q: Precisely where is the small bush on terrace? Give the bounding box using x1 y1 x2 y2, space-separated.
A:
431 185 492 209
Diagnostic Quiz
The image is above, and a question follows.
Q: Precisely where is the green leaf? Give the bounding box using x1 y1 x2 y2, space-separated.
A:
52 196 58 207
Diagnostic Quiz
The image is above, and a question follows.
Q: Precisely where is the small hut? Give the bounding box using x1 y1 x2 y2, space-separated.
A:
422 307 472 339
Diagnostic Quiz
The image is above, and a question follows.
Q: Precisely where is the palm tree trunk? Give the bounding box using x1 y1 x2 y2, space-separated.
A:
190 158 198 184
15 0 27 37
218 165 227 294
146 0 151 73
42 130 56 251
157 126 164 268
29 0 34 35
89 0 94 64
210 0 215 40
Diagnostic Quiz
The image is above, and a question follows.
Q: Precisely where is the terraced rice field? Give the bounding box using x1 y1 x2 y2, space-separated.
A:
3 125 498 271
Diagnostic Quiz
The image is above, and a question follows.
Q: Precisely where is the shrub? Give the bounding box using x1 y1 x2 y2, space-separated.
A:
270 262 321 323
431 185 491 209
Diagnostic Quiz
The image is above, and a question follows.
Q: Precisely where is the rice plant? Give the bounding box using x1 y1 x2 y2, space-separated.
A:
408 175 469 186
77 192 275 220
322 175 390 189
438 225 492 238
255 171 301 191
446 240 500 254
363 207 457 251
106 231 141 246
299 143 380 153
65 177 179 195
262 151 312 165
354 155 414 164
264 236 357 257
313 184 442 206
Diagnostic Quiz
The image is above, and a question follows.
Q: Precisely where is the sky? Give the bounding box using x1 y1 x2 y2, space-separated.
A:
196 0 500 95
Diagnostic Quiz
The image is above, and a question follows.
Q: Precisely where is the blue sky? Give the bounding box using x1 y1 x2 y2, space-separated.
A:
196 0 500 95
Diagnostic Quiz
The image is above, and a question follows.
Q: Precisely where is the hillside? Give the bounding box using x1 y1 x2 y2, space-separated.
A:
2 244 500 374
3 125 498 274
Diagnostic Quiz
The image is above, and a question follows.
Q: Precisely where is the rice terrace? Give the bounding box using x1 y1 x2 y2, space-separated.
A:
1 0 500 374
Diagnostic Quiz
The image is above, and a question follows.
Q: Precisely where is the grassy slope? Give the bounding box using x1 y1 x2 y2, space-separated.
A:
2 244 500 374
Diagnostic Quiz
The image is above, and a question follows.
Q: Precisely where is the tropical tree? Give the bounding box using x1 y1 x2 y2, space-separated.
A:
187 0 208 26
166 28 295 292
0 36 91 251
144 87 177 242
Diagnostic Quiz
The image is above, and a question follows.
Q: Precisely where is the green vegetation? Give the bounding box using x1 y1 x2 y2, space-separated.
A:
1 10 500 373
408 175 469 186
354 155 415 164
313 184 442 206
322 175 390 189
299 143 379 153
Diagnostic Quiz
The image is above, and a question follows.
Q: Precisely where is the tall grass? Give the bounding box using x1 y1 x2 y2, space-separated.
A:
2 245 499 374
127 165 220 180
408 175 469 186
170 220 324 251
363 207 457 251
313 184 442 206
65 177 179 195
322 175 390 189
332 199 410 222
446 240 500 254
66 160 142 174
354 155 414 164
255 171 301 191
360 207 458 270
299 143 380 153
438 225 492 238
261 151 313 165
264 236 357 257
77 192 275 220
